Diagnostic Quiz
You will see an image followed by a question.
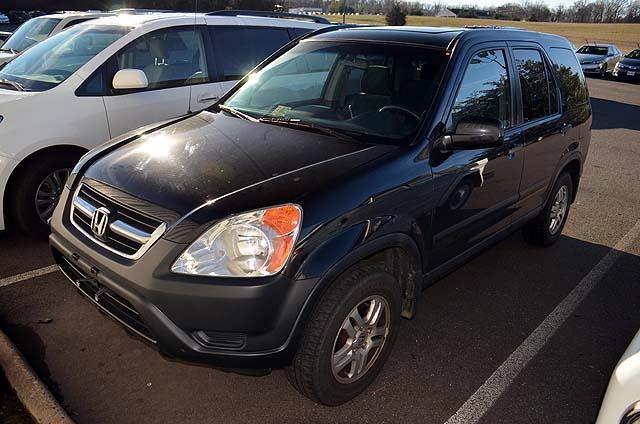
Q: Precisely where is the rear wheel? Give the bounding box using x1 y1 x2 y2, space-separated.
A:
522 172 573 247
287 263 401 406
10 151 83 238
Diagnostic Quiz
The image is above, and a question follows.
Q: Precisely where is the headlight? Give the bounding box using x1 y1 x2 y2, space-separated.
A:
172 204 302 277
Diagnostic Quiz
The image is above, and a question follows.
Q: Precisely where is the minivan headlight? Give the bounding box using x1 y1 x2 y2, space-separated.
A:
172 204 302 277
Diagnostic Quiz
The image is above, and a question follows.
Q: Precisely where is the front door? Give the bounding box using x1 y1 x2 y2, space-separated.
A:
103 26 211 137
430 46 524 268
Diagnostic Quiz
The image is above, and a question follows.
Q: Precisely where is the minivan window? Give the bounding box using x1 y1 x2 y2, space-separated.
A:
513 49 557 122
0 25 129 92
113 27 209 91
450 49 511 129
548 47 589 110
211 27 291 81
223 41 448 145
1 17 61 53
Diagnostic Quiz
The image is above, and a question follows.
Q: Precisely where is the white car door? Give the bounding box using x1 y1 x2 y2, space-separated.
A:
103 26 210 137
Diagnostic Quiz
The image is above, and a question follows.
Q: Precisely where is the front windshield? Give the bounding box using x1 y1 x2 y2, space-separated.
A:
576 46 608 56
1 17 61 53
0 25 129 92
626 49 640 59
223 41 448 145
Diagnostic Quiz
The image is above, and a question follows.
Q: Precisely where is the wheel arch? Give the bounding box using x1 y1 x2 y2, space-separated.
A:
559 157 582 203
3 144 88 225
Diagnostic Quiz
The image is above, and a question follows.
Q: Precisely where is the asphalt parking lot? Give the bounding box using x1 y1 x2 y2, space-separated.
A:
0 76 639 424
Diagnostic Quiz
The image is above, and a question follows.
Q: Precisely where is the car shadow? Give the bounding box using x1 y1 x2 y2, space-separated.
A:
590 97 640 131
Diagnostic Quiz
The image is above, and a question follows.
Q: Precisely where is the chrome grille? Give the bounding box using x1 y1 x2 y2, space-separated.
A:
71 182 166 259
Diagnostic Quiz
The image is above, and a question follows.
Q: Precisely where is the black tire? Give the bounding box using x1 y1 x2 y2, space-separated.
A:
286 262 401 406
10 151 83 239
522 172 573 247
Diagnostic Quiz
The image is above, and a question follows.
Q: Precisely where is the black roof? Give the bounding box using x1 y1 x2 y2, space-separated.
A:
310 26 572 50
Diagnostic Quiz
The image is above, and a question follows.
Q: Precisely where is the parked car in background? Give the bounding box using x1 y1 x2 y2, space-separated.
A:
597 329 640 424
0 12 113 65
28 11 47 18
50 26 591 406
576 43 623 77
0 31 11 46
0 11 328 237
0 12 9 24
6 11 30 25
613 48 640 82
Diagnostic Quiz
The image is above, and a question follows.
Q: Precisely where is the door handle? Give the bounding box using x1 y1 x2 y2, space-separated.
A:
561 123 573 136
198 95 219 103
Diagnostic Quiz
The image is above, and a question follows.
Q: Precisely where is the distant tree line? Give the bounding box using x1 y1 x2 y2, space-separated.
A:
2 0 639 23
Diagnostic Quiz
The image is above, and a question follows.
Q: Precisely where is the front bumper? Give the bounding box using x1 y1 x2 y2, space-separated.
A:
613 67 640 79
49 189 318 368
581 63 606 74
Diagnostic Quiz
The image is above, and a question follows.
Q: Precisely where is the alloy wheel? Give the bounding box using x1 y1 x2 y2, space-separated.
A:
35 168 70 223
549 185 568 235
331 295 390 384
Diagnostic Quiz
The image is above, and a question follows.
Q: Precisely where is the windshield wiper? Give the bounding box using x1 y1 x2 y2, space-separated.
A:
0 48 19 54
258 117 355 142
217 104 258 122
0 79 25 91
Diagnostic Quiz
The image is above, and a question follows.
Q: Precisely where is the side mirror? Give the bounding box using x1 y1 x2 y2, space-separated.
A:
441 116 504 150
112 69 148 90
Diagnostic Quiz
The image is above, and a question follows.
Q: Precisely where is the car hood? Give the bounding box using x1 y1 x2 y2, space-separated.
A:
0 51 17 65
84 111 388 219
576 53 606 62
621 57 640 67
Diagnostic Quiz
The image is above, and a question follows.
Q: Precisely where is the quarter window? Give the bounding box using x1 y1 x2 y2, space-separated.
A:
450 49 511 129
548 47 589 111
513 49 559 122
113 27 209 91
211 27 291 81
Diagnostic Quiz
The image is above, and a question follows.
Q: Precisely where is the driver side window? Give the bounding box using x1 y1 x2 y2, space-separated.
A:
450 49 511 129
112 27 209 91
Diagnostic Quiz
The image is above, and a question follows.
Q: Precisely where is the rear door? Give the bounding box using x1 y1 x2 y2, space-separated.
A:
207 25 293 95
102 26 210 137
507 43 565 221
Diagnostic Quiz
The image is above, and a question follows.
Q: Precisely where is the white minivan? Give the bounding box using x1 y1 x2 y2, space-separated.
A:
0 11 328 237
0 12 114 65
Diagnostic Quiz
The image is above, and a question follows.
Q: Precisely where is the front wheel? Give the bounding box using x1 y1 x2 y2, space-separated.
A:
287 263 401 406
522 172 573 247
10 152 83 238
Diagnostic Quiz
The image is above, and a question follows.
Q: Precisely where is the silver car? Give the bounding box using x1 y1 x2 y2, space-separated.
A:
576 44 623 77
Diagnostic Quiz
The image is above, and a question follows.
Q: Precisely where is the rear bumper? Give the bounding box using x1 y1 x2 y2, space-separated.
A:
49 192 318 368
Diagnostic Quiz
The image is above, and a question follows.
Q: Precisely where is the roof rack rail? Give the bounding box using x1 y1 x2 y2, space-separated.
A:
206 10 330 24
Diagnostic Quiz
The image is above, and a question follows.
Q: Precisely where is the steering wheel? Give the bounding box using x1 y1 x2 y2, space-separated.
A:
378 105 421 121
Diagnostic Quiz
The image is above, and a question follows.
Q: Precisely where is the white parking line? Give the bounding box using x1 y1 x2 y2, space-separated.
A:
445 219 640 424
0 265 59 288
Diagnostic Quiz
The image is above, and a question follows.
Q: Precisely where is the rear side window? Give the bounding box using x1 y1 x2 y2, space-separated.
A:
210 27 291 81
513 49 559 122
450 49 511 129
548 47 589 111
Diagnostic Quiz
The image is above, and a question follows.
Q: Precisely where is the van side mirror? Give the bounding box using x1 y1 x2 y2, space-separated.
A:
441 116 504 151
112 69 148 90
